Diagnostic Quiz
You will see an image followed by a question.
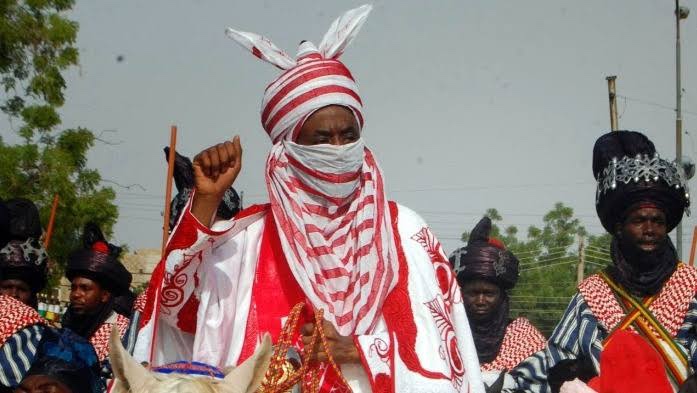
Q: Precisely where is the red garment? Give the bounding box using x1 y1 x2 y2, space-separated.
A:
588 330 672 393
238 212 347 392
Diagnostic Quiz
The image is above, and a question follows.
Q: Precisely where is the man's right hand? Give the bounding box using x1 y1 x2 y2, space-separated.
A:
190 136 243 226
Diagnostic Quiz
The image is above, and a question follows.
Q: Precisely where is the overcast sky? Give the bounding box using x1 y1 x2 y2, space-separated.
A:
10 0 697 258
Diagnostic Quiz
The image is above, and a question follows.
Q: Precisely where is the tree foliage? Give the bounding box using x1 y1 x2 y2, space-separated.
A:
461 203 612 335
0 0 118 286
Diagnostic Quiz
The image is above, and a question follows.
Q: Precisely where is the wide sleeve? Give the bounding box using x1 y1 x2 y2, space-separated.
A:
132 195 267 364
150 199 245 330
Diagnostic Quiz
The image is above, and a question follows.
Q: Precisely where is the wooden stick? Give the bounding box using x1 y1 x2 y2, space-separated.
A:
43 194 59 249
161 125 177 255
606 76 618 131
689 226 697 266
150 125 177 364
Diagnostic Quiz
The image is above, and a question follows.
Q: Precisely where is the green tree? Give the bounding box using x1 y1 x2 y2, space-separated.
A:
460 203 612 335
0 0 118 286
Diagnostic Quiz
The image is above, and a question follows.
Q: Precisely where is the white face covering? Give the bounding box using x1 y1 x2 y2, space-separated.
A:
265 137 398 335
283 139 366 176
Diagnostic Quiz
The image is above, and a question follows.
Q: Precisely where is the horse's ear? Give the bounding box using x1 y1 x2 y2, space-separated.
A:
223 333 273 393
109 327 155 392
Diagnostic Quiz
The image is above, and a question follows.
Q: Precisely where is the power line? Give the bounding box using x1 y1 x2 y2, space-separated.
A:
520 260 577 272
420 210 599 219
388 181 596 194
617 94 697 117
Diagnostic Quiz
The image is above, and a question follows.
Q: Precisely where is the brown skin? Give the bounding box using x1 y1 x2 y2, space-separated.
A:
615 207 668 253
14 375 72 393
461 279 503 321
301 318 360 364
190 105 361 364
0 279 32 305
294 105 360 146
69 276 111 315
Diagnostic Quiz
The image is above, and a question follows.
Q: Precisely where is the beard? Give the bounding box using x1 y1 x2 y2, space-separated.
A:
606 235 678 297
61 299 115 338
467 294 510 364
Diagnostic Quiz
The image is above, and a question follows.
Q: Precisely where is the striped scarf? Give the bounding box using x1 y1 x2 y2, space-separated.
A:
265 139 398 335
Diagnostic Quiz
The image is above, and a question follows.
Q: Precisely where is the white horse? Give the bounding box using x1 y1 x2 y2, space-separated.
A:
109 328 272 393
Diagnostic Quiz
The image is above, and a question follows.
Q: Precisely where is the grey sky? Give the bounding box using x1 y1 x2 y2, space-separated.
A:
24 0 697 256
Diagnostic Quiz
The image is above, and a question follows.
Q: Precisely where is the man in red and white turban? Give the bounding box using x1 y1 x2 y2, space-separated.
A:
134 5 484 392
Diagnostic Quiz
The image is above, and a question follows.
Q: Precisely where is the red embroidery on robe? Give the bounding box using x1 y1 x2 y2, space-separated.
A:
382 203 448 383
161 253 198 316
176 292 200 334
413 226 466 389
373 373 391 393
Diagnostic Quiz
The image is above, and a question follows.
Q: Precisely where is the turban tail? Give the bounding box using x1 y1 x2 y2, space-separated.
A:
449 217 520 290
226 4 371 142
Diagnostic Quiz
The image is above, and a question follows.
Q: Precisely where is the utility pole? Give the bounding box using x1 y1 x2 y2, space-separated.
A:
676 0 689 260
606 76 618 131
577 235 586 285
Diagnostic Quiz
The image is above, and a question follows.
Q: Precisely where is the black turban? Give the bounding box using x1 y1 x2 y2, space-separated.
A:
449 217 520 290
593 131 690 233
5 198 42 241
164 147 242 230
0 200 9 249
0 199 48 293
65 223 132 296
0 239 48 293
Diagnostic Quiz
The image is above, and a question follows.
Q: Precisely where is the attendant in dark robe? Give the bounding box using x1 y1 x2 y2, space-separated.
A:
61 223 133 363
0 199 51 391
450 217 546 388
0 199 48 308
512 131 696 393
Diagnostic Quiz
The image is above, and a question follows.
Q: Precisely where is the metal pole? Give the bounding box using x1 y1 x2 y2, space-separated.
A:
676 0 685 259
606 76 618 131
689 226 697 266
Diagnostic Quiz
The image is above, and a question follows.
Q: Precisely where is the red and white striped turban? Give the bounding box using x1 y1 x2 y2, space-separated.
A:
225 5 401 336
226 5 370 143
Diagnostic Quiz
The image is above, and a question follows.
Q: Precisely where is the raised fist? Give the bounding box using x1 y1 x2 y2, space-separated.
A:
193 136 243 197
190 136 242 226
